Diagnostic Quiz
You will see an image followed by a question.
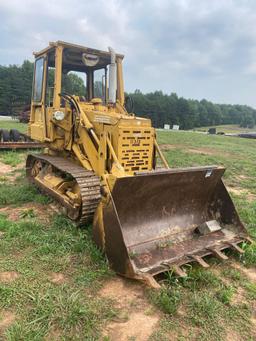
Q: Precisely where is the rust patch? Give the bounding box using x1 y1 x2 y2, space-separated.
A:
0 272 19 282
0 311 16 332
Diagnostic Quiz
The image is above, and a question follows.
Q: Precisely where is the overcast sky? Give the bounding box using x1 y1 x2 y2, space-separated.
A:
1 0 256 107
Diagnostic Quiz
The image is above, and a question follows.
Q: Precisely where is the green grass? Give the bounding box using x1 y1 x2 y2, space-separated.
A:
148 287 181 315
0 181 50 206
149 267 253 340
1 132 256 340
0 212 114 340
150 131 256 340
0 151 23 167
0 120 27 134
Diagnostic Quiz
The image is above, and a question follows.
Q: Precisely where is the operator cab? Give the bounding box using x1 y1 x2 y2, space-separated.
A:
30 41 125 141
32 41 124 107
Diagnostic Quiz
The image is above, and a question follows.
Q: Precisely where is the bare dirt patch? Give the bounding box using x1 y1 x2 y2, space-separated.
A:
160 143 183 151
225 328 243 341
49 273 66 284
187 147 217 155
104 311 159 341
100 277 145 308
160 144 233 158
247 193 256 202
232 263 256 283
0 161 13 174
237 175 252 181
45 328 61 340
0 202 54 223
226 186 256 201
101 277 160 340
16 161 25 170
226 186 247 196
0 271 19 283
231 287 247 305
0 311 16 332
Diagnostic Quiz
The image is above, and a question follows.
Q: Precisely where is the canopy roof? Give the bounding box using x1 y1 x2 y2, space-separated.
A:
34 41 124 72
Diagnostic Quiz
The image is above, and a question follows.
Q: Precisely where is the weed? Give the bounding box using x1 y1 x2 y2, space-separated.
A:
215 285 235 304
0 151 22 167
240 242 256 266
20 209 36 219
188 292 222 325
222 268 242 281
148 287 181 315
244 282 256 299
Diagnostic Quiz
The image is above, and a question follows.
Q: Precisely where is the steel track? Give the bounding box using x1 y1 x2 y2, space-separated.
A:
26 154 101 226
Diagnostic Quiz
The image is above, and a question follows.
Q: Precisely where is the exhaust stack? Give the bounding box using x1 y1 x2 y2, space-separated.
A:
108 47 117 104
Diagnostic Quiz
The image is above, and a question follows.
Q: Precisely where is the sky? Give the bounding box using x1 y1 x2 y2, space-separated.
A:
1 0 256 107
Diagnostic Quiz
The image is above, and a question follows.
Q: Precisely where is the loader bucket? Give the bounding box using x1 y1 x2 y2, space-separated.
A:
93 166 249 286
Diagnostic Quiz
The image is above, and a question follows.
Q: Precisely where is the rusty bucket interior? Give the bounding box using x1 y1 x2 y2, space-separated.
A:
99 166 249 283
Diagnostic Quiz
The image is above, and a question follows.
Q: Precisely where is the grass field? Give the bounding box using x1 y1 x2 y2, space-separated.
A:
195 124 256 134
0 123 255 340
0 120 27 134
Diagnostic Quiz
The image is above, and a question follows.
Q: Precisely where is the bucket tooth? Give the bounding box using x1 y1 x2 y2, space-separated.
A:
172 265 187 277
140 274 161 289
228 242 245 254
245 236 254 244
191 255 210 268
208 248 228 260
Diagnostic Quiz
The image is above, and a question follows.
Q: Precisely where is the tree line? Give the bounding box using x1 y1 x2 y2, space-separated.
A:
0 61 86 115
129 90 256 129
1 61 256 129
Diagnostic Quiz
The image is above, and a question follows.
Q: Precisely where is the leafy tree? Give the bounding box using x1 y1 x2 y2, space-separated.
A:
0 60 256 129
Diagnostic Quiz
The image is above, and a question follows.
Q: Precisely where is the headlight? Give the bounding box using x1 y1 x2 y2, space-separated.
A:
53 111 65 121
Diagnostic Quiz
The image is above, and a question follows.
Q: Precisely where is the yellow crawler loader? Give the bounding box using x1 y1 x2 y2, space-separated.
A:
27 41 250 287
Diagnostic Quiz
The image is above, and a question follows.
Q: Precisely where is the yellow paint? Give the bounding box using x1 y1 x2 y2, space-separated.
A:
28 41 169 227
